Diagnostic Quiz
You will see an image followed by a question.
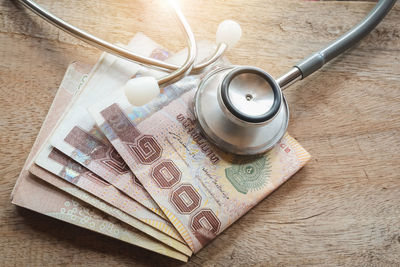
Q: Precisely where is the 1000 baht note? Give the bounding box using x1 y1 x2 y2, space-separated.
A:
33 52 191 252
42 33 222 220
12 62 189 261
35 143 187 244
90 85 311 253
30 162 191 257
43 33 216 216
27 165 189 261
44 34 166 215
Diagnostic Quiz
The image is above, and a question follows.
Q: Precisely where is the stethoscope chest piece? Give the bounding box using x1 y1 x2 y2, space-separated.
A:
18 0 396 156
194 66 289 155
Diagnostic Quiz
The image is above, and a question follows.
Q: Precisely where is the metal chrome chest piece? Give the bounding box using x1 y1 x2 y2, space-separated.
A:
194 66 289 155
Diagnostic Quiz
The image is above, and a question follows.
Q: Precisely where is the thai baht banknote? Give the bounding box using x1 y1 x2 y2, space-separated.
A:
40 33 219 221
33 51 193 252
12 62 189 261
89 71 311 253
43 34 168 216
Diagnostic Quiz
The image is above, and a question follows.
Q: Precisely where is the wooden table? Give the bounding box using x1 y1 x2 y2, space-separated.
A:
1 0 399 265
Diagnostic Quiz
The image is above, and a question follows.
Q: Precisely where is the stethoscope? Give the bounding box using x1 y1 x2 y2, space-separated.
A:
16 0 397 155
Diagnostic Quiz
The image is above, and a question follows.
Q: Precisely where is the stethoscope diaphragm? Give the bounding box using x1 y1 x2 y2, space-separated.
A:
194 66 289 155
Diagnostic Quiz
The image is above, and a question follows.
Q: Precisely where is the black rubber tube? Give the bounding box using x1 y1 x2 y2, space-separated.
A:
296 0 397 78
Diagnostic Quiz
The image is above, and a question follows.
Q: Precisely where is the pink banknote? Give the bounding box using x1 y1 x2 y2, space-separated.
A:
44 34 171 217
11 62 189 261
90 85 311 253
61 125 163 217
35 143 186 244
45 35 214 219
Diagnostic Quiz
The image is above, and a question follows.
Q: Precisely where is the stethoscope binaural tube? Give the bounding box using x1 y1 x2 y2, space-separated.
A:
14 0 240 106
14 0 219 87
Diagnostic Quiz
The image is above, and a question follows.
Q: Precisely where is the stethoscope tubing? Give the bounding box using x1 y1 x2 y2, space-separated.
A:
12 0 398 156
15 0 213 86
15 0 396 89
295 0 397 79
273 0 397 90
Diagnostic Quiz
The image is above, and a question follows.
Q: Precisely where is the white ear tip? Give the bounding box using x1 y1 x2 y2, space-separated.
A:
216 20 242 49
123 76 160 106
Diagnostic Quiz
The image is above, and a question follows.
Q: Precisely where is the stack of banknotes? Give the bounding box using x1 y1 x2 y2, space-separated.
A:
11 33 311 262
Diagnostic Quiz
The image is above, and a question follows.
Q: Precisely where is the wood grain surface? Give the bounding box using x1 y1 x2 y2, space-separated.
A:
1 0 399 266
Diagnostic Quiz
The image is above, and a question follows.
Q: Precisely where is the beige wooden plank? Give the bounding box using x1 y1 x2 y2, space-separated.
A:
1 0 399 265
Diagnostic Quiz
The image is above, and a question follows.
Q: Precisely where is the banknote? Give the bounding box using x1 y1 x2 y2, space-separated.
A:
11 62 189 261
45 33 217 219
44 34 164 216
33 50 192 249
29 163 191 257
35 144 187 245
89 86 311 253
20 168 188 262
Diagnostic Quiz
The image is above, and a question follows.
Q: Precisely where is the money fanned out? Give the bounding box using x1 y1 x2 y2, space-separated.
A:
44 36 167 217
11 62 189 261
12 32 310 261
32 35 201 255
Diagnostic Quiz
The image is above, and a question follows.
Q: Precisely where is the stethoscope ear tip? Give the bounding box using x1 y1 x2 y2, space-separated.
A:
124 76 160 107
216 20 242 49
